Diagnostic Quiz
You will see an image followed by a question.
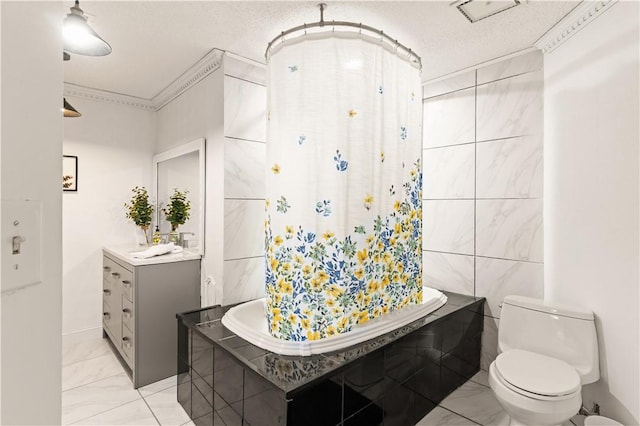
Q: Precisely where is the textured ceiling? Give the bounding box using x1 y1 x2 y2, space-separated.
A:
63 1 578 99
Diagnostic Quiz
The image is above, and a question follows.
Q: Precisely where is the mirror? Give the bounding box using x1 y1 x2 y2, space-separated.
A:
153 138 205 254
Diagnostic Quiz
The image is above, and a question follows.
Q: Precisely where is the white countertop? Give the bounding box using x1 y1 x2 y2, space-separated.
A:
104 245 202 266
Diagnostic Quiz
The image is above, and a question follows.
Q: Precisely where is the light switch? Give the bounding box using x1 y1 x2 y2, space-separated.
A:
1 200 42 293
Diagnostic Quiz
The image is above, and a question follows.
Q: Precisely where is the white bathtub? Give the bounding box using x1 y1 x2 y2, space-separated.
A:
221 287 447 356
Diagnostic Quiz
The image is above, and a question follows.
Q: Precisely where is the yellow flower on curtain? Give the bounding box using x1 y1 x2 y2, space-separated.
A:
357 248 368 264
363 194 373 210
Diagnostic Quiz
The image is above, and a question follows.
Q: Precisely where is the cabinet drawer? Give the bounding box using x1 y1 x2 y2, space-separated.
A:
102 279 115 305
122 297 135 331
109 267 133 287
121 325 135 367
108 263 134 301
103 257 119 282
103 301 121 344
121 274 134 302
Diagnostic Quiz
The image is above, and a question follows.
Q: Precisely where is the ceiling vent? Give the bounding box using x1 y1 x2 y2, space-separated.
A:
452 0 521 23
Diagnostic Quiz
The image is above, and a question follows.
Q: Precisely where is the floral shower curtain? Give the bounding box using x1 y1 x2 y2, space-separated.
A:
265 33 423 341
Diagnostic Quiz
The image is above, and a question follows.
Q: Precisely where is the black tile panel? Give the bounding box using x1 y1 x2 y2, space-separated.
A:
461 331 482 380
382 382 415 426
178 319 191 367
412 391 437 425
192 380 214 426
213 346 244 417
343 401 384 426
441 314 465 355
243 368 287 426
287 380 343 426
384 333 418 384
178 294 484 426
192 332 214 380
217 405 242 426
193 370 214 407
406 358 442 404
177 370 191 417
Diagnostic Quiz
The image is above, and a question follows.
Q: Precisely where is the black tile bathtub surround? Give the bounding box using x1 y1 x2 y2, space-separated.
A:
177 291 484 426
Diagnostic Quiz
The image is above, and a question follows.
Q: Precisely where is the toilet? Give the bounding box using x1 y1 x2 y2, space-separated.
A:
488 295 599 426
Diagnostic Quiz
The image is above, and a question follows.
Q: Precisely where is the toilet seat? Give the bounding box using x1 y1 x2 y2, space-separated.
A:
494 349 581 401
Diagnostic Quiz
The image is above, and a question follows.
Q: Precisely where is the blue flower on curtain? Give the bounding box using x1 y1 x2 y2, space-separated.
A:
298 135 306 145
276 196 290 213
378 85 384 94
333 150 348 171
315 200 332 217
288 65 298 72
400 127 408 141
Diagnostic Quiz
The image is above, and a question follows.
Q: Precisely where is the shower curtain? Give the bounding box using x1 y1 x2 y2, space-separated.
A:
266 32 423 341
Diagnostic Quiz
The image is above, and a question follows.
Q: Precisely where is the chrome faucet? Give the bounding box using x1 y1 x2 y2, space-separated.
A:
178 232 195 248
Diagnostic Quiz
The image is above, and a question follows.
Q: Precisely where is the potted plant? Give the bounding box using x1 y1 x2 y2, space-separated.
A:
124 186 154 245
164 188 191 243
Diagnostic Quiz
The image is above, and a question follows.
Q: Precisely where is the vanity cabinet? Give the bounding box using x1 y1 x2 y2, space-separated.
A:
102 249 201 388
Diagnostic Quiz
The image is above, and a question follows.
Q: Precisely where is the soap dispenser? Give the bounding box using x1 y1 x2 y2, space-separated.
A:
152 226 161 245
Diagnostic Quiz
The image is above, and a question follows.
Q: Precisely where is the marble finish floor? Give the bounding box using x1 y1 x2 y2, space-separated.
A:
63 336 585 425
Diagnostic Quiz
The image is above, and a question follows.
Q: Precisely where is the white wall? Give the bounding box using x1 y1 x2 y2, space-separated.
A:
156 65 225 306
422 49 544 370
62 97 156 336
544 2 639 424
1 2 63 423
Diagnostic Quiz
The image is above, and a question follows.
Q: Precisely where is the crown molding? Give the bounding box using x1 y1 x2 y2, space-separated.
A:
534 0 617 54
64 48 224 112
63 83 155 111
152 48 224 110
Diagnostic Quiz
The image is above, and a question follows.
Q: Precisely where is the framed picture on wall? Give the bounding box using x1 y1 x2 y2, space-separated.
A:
63 155 78 192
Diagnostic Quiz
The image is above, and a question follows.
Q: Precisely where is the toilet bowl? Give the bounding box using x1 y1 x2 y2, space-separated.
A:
489 349 582 426
488 296 599 426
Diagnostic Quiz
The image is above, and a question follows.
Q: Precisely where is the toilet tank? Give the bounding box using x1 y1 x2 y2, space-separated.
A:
498 295 599 384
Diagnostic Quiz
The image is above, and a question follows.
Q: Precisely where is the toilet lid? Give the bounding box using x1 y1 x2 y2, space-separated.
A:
495 349 581 397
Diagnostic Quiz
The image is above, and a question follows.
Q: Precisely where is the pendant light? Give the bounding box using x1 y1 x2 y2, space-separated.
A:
63 98 82 118
63 0 111 56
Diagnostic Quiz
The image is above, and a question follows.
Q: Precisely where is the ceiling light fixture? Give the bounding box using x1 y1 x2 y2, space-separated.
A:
63 98 82 118
63 0 111 56
452 0 521 23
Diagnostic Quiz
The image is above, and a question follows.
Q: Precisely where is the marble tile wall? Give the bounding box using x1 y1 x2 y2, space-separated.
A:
422 50 544 370
222 54 267 305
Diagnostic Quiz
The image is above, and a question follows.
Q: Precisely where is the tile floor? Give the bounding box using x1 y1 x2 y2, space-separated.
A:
62 336 585 426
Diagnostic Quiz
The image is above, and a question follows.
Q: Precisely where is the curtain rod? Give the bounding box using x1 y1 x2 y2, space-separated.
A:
265 5 422 69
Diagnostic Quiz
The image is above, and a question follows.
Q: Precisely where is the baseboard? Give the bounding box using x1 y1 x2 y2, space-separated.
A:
62 326 103 345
